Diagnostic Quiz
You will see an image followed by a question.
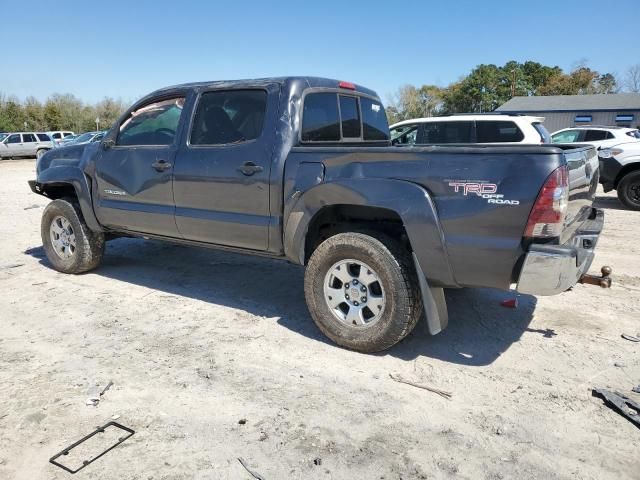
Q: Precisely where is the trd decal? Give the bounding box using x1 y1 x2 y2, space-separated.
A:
448 181 520 206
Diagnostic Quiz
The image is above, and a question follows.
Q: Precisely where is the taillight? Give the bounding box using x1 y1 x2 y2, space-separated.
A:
524 166 569 238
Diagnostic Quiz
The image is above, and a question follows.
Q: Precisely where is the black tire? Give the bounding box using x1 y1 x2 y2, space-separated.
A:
304 232 422 353
41 198 105 273
617 171 640 210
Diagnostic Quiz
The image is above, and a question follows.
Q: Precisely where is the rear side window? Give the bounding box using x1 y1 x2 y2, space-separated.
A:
52 133 62 139
302 93 340 142
584 130 608 141
190 90 267 145
422 121 473 143
476 121 524 143
22 133 37 142
339 95 361 138
63 132 73 137
37 133 51 141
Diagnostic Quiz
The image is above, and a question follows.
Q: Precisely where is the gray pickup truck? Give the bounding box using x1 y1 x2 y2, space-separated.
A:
29 77 609 352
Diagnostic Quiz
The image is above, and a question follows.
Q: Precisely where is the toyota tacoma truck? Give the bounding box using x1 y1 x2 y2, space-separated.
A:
29 77 610 352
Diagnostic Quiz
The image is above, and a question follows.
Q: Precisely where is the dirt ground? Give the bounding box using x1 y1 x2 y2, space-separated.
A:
0 158 638 480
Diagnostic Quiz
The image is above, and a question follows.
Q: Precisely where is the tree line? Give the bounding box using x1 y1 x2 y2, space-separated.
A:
0 93 128 133
386 62 640 124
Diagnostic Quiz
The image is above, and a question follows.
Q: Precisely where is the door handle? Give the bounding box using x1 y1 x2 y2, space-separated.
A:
238 162 263 176
152 160 172 172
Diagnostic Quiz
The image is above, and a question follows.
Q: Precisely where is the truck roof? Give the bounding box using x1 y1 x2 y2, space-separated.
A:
145 76 380 102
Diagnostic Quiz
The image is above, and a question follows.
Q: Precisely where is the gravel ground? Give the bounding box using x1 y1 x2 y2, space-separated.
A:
0 158 638 480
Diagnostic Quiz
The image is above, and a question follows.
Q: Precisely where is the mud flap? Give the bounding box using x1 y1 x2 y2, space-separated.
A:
412 252 448 335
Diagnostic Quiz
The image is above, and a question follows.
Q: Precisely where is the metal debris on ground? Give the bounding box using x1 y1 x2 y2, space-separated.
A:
592 388 640 429
313 458 322 466
389 373 452 400
621 334 640 343
86 381 114 407
632 386 640 394
100 381 114 397
0 263 24 270
237 457 266 480
49 421 135 474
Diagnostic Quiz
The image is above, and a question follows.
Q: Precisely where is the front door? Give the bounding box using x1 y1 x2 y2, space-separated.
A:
3 133 25 156
93 95 187 237
172 86 277 251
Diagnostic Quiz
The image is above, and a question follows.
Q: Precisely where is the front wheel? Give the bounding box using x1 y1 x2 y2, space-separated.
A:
304 232 422 353
617 171 640 210
41 198 105 273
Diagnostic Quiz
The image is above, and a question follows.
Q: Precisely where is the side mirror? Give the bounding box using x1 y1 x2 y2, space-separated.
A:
102 139 115 150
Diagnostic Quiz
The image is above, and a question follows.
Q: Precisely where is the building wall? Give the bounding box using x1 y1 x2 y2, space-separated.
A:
516 111 640 133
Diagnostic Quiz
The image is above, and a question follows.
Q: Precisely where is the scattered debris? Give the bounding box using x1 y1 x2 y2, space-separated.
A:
237 457 265 480
49 421 135 474
592 389 640 429
0 263 24 270
313 457 322 466
632 386 640 394
111 414 121 421
500 298 518 308
86 381 114 407
258 431 268 441
389 373 452 400
621 334 640 343
100 381 114 397
23 204 41 210
238 418 247 425
614 362 626 368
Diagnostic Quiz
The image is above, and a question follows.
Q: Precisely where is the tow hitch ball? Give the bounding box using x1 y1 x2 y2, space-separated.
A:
579 266 612 289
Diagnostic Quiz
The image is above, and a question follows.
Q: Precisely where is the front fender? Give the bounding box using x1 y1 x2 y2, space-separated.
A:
283 178 456 289
33 163 102 232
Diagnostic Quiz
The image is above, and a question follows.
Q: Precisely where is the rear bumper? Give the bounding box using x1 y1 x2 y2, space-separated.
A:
516 208 604 296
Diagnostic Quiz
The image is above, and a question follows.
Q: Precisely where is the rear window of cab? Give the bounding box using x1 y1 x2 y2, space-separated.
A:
301 91 389 143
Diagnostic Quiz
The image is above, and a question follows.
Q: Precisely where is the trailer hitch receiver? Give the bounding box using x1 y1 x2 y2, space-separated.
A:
579 266 612 289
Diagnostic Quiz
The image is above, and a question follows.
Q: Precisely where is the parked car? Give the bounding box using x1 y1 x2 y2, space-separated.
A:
59 134 79 146
0 132 55 159
47 131 75 145
389 114 551 145
552 126 640 150
599 141 640 210
62 130 106 146
29 77 608 352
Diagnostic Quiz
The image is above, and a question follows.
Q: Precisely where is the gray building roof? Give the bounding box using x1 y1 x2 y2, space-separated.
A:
497 93 640 112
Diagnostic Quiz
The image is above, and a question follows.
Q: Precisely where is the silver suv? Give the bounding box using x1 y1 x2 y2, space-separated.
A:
0 132 55 159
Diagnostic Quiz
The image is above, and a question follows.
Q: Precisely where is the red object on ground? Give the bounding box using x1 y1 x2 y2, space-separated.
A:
501 298 518 308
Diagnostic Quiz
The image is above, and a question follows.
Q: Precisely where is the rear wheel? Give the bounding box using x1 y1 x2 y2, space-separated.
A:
41 198 105 273
304 232 422 353
617 171 640 210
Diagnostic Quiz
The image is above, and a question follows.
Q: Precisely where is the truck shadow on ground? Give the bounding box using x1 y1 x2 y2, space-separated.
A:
26 237 538 366
593 196 628 211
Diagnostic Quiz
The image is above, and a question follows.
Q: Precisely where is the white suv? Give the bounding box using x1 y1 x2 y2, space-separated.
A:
552 126 640 150
389 114 551 145
47 131 75 145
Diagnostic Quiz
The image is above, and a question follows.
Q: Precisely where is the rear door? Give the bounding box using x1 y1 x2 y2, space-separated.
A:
172 85 278 250
93 95 187 237
21 133 38 156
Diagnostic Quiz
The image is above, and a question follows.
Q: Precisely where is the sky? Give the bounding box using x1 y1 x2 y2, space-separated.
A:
1 0 638 105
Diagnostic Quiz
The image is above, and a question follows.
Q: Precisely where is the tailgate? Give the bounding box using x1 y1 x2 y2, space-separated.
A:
558 144 600 244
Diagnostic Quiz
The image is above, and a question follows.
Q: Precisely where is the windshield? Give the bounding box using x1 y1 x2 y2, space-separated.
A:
0 133 7 141
73 132 94 143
